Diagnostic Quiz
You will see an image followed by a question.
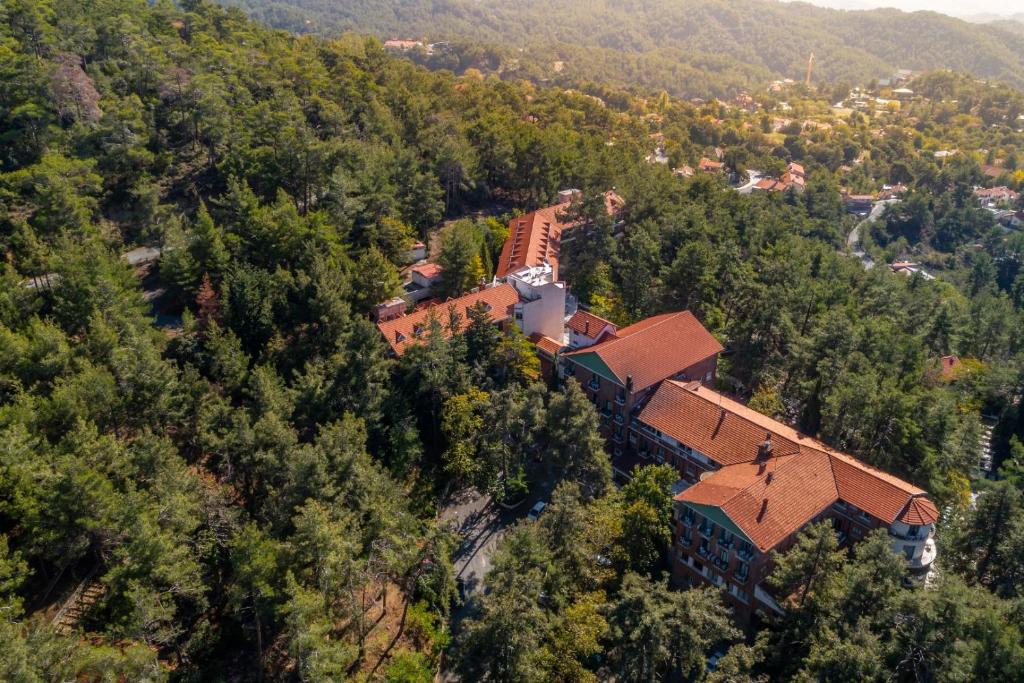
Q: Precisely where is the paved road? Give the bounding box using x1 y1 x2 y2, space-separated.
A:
735 170 763 194
847 199 897 270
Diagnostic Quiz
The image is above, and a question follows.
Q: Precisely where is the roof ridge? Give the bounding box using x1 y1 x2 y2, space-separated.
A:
673 381 803 457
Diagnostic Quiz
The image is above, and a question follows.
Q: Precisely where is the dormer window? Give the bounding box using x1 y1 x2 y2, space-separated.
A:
413 324 424 337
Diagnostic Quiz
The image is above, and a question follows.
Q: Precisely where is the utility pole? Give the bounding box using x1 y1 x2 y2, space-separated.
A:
805 52 815 87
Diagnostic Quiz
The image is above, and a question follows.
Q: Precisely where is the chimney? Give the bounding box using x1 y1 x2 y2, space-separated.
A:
584 319 590 335
766 471 774 485
757 434 773 460
758 499 768 522
626 375 634 393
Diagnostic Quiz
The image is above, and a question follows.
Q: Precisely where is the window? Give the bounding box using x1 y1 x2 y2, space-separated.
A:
908 525 920 539
735 562 749 582
851 526 862 539
903 545 915 561
704 371 713 383
699 519 716 538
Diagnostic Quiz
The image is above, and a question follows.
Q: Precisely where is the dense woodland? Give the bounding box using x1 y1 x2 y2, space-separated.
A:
219 0 1024 97
2 0 1024 680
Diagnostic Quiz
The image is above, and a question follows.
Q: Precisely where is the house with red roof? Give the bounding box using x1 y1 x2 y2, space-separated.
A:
561 311 723 451
627 380 939 625
698 158 726 174
566 310 617 349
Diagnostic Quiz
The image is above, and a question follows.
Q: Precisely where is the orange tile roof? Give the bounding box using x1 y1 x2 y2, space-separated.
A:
529 333 563 356
376 284 519 356
496 192 624 279
411 263 443 279
656 381 938 549
497 204 572 279
680 450 838 552
639 380 802 466
897 496 939 525
699 158 725 172
567 310 615 339
564 311 722 392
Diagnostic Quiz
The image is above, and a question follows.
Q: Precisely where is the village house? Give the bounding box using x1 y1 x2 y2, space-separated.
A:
405 240 427 263
383 39 423 51
842 192 873 214
626 380 939 626
673 165 695 178
699 158 726 174
403 262 444 303
890 261 935 281
560 311 722 453
751 162 805 194
974 186 1020 208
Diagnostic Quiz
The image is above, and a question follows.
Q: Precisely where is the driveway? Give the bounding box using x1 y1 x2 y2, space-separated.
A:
735 170 763 194
439 476 557 627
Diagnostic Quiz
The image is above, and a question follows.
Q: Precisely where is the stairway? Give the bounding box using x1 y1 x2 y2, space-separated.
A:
978 420 995 474
52 571 105 634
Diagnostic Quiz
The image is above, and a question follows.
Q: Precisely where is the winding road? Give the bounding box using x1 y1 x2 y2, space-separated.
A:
847 199 898 270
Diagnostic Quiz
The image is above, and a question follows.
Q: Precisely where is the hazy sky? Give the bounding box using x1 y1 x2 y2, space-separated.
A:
789 0 1016 18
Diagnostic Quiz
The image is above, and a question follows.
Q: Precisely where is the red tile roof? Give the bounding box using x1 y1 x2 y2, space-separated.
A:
496 191 624 279
497 204 572 279
376 284 519 356
657 382 938 550
699 158 725 172
898 496 940 525
567 310 615 339
639 380 802 466
529 333 563 356
411 263 443 279
564 311 722 392
680 450 838 551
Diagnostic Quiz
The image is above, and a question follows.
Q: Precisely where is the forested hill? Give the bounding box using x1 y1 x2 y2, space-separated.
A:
218 0 1024 95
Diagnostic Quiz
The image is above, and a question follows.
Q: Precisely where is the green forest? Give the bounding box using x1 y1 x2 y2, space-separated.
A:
3 0 1024 680
218 0 1024 97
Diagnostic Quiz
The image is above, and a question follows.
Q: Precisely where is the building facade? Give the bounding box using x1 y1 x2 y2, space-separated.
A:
626 380 939 626
560 311 723 456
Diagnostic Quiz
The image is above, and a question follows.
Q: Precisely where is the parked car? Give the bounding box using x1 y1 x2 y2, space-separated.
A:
527 500 546 521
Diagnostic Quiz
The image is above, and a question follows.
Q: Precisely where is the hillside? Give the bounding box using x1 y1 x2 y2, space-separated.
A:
218 0 1024 95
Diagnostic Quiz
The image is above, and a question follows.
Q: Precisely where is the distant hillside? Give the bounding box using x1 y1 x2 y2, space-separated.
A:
219 0 1024 95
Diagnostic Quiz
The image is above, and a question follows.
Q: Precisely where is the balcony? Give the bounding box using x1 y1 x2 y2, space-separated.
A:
600 407 612 419
698 524 714 539
588 378 601 391
712 556 729 571
735 565 750 583
614 413 624 425
736 547 754 562
614 392 626 406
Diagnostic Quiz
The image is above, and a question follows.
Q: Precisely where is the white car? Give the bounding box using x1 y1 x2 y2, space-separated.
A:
527 501 546 521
